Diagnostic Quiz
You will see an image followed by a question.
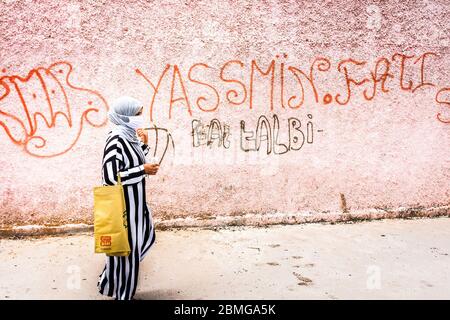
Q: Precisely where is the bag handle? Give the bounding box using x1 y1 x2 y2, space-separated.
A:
117 172 122 185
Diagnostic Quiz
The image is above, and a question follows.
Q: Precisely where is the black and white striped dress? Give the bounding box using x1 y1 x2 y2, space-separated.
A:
97 130 156 300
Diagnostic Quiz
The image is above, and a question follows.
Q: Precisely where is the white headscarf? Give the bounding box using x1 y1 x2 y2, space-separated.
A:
108 96 145 160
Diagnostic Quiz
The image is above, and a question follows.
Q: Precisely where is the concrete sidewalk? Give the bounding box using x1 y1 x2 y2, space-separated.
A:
1 217 449 300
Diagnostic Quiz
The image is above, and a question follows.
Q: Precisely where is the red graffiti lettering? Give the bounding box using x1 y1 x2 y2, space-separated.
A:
136 52 448 124
0 61 109 157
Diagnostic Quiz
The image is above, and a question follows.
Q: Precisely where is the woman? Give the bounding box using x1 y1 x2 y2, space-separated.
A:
97 96 159 300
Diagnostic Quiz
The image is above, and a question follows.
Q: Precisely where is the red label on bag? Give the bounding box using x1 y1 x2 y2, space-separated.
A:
100 236 112 247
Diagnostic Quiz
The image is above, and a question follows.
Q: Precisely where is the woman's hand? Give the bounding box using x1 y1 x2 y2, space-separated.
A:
144 163 159 175
137 128 148 144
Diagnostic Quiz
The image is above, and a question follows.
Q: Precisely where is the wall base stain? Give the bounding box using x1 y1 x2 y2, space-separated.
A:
1 204 448 239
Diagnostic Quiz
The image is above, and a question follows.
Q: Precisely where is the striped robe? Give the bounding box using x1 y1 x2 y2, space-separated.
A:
97 130 156 300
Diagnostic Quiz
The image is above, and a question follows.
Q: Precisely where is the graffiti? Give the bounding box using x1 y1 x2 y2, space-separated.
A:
191 118 231 148
2 51 447 159
241 114 316 154
144 125 175 165
191 113 317 155
435 87 450 124
0 61 109 157
136 51 450 124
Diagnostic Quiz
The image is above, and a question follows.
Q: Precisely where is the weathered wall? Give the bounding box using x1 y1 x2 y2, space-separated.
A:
0 0 449 227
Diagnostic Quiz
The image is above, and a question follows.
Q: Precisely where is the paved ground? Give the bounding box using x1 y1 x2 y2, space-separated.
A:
1 217 449 300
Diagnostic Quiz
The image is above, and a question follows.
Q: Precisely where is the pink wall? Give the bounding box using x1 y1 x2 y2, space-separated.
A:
0 0 449 227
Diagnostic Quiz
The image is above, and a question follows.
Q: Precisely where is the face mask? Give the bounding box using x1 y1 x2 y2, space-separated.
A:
127 115 145 130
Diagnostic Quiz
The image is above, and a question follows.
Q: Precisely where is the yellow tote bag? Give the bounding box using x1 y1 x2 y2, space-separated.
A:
93 173 130 256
